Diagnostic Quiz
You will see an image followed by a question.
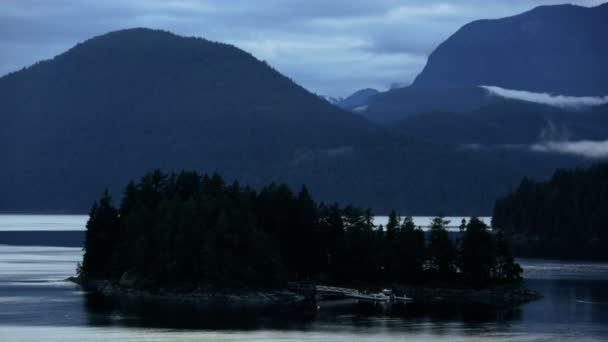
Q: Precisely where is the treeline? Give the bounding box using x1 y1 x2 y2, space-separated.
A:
81 170 521 290
493 163 608 260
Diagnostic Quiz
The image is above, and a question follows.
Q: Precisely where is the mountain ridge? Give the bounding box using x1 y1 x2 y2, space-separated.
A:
1 21 602 214
412 3 608 96
1 28 546 214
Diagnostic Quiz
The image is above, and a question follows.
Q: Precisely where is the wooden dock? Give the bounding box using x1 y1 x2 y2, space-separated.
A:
314 285 412 303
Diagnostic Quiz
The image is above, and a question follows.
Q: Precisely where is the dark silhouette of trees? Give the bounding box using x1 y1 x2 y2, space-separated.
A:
461 217 497 286
493 163 608 260
81 170 522 289
428 215 457 277
398 216 426 282
82 191 120 278
383 210 401 280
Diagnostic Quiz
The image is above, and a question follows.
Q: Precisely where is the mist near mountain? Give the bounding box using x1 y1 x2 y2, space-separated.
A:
482 86 608 109
531 140 608 159
2 3 606 214
361 86 493 123
0 28 551 214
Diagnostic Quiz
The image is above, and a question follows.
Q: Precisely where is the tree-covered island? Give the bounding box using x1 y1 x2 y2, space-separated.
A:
76 170 536 308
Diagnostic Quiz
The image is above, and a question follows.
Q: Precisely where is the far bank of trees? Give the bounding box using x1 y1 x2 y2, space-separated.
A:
493 163 608 260
81 170 521 290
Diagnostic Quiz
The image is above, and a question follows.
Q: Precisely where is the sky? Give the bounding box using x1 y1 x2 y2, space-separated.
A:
0 0 605 97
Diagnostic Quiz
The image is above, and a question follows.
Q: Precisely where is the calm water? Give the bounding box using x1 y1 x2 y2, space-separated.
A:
0 214 488 231
1 215 607 341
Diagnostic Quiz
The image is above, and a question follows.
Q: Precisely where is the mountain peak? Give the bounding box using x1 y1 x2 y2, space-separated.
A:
0 28 385 211
412 3 608 96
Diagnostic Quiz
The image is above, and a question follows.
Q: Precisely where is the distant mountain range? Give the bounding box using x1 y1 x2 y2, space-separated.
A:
348 3 608 124
337 3 608 165
361 86 492 123
392 100 608 146
320 88 379 111
1 28 542 214
1 2 606 214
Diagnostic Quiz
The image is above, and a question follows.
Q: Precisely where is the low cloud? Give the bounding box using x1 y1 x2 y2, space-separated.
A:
482 85 608 109
461 140 608 159
538 120 571 141
531 140 608 159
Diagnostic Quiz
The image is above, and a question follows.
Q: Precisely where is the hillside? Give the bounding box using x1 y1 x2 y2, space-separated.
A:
391 100 608 146
493 163 608 259
0 28 376 210
0 28 545 214
412 3 608 96
337 88 379 111
361 86 492 123
359 3 608 124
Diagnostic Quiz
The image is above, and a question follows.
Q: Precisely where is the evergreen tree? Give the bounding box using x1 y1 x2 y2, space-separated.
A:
493 163 608 260
80 170 525 290
493 229 523 281
386 210 400 241
459 218 467 232
461 217 495 286
398 215 426 282
82 191 120 277
428 215 456 277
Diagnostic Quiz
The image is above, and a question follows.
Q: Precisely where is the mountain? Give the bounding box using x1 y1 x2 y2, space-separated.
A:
319 95 344 105
412 3 608 96
1 28 551 214
358 3 608 132
319 88 379 111
361 86 493 123
338 88 379 111
0 28 378 210
391 99 608 146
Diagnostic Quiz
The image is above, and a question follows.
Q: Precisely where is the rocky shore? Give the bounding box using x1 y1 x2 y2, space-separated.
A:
67 275 310 309
394 283 542 307
67 275 540 310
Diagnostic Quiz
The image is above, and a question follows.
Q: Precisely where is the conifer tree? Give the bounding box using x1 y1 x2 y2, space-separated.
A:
428 215 456 277
82 191 120 277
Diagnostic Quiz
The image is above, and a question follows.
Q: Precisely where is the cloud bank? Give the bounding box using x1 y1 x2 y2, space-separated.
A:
482 85 608 109
531 140 608 159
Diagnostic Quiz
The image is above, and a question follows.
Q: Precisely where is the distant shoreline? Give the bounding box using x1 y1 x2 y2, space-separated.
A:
0 211 88 215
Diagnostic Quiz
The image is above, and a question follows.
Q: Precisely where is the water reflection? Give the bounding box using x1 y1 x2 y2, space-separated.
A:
79 291 525 332
1 243 608 340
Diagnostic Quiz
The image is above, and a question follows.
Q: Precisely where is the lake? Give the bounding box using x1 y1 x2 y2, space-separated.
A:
1 215 607 341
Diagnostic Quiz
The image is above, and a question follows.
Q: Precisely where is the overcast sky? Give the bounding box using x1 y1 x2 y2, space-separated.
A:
1 0 605 97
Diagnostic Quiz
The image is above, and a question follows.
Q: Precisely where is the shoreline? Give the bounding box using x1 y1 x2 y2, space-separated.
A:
68 276 311 309
394 283 541 307
68 276 541 310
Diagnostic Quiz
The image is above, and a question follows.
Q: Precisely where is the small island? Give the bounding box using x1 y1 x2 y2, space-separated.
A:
73 170 539 310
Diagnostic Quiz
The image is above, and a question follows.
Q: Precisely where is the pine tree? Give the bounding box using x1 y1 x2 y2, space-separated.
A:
428 214 456 277
82 191 120 277
398 215 426 282
386 210 400 241
461 217 494 286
